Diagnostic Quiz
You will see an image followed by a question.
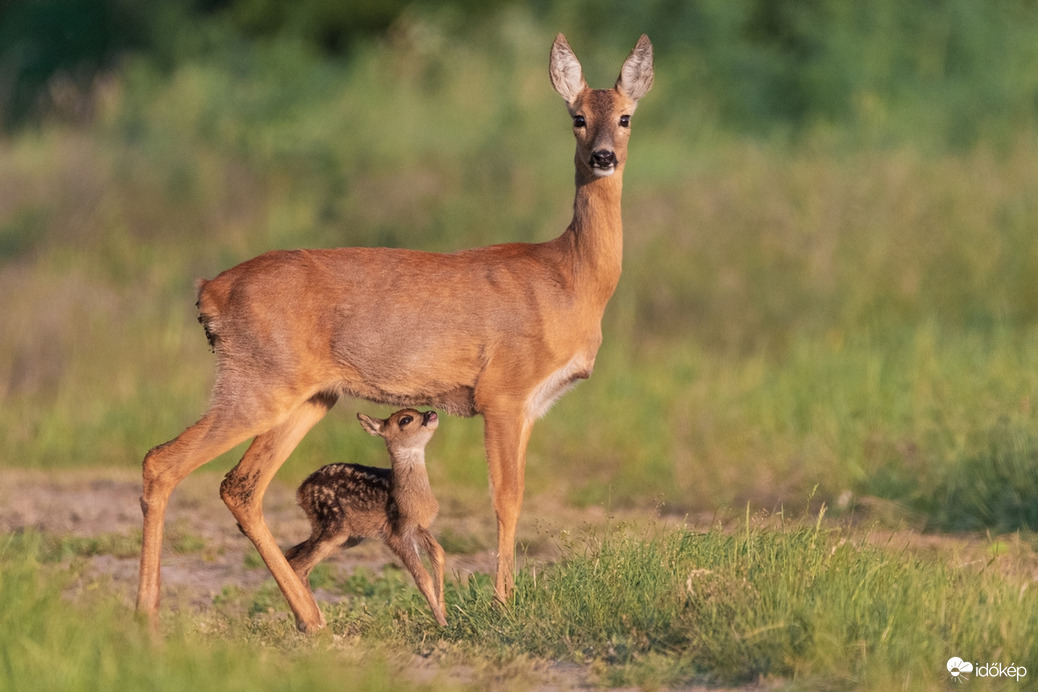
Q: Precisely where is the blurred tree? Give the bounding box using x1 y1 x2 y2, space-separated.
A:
217 0 405 54
2 0 1037 144
211 0 514 54
0 0 150 128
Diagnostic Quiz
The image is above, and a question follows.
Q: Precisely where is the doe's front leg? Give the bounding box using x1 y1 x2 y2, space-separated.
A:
483 409 534 604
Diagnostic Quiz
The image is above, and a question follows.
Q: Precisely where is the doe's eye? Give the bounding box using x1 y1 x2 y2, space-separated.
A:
399 415 413 427
572 115 586 128
619 115 631 127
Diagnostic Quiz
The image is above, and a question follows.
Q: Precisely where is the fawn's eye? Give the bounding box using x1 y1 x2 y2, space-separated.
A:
572 115 586 128
619 115 630 128
399 415 413 427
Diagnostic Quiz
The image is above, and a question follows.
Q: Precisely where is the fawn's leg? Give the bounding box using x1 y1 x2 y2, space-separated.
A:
387 532 447 626
221 393 336 633
417 528 447 623
137 412 255 620
285 532 355 586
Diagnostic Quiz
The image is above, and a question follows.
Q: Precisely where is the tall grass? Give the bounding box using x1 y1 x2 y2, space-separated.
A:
2 9 1038 533
471 517 1038 688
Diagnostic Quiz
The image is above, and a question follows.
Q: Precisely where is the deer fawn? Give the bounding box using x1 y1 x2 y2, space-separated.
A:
136 33 653 632
285 409 447 626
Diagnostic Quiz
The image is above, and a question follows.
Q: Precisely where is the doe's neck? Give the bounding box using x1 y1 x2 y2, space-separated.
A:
566 167 625 294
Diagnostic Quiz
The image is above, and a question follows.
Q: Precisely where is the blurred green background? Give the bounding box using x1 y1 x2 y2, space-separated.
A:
3 0 1038 532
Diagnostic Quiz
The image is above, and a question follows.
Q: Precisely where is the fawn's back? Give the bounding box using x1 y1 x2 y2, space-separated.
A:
296 462 393 538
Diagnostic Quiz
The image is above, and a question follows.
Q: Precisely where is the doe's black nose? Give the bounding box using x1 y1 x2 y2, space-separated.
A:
591 149 616 168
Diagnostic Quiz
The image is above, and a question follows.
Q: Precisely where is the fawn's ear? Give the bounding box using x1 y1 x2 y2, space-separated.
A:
357 412 384 437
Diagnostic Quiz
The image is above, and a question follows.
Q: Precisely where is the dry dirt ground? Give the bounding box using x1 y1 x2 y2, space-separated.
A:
0 466 549 611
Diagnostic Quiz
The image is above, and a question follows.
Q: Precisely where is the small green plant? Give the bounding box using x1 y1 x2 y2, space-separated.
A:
243 548 265 569
168 527 207 555
435 527 486 555
248 581 291 618
2 529 140 562
304 562 338 591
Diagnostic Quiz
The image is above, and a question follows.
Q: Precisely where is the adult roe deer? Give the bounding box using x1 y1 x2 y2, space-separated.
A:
286 409 447 626
136 33 653 633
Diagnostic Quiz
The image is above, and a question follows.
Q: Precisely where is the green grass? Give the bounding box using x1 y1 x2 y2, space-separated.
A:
3 530 141 562
4 516 1036 690
0 533 437 692
439 516 1037 688
527 323 1038 533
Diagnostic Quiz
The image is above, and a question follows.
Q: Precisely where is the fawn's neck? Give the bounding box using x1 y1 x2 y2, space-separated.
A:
389 450 436 525
390 449 432 495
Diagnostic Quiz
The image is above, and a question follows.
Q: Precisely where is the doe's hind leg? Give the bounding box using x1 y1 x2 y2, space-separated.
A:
137 411 255 621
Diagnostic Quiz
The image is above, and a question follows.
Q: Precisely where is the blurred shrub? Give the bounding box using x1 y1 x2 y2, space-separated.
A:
4 1 1038 531
545 0 1038 147
215 0 508 54
216 0 409 54
922 422 1038 532
6 0 1038 144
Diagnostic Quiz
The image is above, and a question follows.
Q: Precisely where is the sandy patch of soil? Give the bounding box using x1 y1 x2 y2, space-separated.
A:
0 467 641 610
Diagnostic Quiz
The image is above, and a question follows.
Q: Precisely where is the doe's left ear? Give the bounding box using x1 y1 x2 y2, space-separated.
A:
616 34 653 103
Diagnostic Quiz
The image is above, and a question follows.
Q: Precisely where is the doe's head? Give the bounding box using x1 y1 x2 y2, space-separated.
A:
549 33 653 179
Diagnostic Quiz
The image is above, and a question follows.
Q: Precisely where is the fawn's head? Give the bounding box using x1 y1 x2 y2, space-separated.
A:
357 409 438 456
549 33 653 179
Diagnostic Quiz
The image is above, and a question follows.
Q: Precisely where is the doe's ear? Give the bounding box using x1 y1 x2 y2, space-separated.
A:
616 34 654 102
549 33 586 105
356 412 384 437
